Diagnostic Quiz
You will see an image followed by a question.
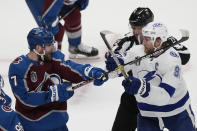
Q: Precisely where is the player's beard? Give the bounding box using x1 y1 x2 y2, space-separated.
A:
144 47 154 54
38 54 52 62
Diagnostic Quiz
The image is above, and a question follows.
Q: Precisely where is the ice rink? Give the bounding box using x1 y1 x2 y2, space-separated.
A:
1 0 197 130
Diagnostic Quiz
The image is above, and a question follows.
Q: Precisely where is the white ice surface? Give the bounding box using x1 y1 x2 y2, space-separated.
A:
0 0 197 131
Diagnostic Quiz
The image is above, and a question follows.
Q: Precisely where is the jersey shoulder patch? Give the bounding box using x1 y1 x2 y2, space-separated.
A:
169 51 179 58
9 55 31 77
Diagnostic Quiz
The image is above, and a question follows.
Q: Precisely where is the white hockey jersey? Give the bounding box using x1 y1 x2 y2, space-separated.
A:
122 45 190 117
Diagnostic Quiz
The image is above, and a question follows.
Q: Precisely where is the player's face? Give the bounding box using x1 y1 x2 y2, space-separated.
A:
142 36 154 54
132 26 143 38
43 43 55 61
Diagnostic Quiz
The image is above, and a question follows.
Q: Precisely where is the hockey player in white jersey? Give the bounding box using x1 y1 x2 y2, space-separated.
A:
106 21 196 131
107 7 191 131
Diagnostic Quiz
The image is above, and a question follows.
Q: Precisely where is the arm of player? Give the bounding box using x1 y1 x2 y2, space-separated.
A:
124 65 184 106
51 59 108 86
42 0 64 35
122 75 172 106
8 64 72 107
51 50 108 85
47 83 74 102
105 47 143 78
0 108 24 131
143 65 185 106
63 60 108 86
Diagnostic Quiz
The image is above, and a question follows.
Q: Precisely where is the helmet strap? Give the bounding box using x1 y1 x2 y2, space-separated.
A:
152 38 163 52
33 49 46 61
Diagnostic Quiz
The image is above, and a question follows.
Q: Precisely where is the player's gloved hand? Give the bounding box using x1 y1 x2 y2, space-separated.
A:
84 66 108 86
105 52 124 72
48 83 74 102
42 17 59 35
48 19 59 35
122 76 150 97
77 0 89 11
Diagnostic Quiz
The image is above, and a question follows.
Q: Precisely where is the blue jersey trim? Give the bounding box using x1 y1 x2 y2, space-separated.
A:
159 83 175 97
68 37 81 46
137 91 189 112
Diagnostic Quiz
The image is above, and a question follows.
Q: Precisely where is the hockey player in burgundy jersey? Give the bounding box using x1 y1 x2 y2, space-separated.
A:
25 0 99 58
8 27 108 131
0 74 24 131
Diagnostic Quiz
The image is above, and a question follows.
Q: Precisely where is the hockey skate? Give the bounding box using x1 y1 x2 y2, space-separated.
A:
69 44 99 59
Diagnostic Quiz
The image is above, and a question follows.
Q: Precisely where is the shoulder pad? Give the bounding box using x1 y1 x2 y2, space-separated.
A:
9 55 30 77
159 48 181 68
51 50 65 62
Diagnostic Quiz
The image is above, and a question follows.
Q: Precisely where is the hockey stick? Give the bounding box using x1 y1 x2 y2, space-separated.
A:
100 30 131 82
66 79 94 91
66 29 189 91
58 0 86 23
58 6 78 23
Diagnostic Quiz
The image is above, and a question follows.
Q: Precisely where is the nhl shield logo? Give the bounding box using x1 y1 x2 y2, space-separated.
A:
30 71 37 83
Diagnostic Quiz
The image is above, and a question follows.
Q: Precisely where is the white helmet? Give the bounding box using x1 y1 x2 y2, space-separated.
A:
142 21 168 44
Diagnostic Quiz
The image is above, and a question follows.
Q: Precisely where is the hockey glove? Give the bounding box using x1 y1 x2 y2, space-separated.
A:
84 66 108 86
76 0 89 11
48 83 74 102
42 16 59 35
105 52 124 72
122 76 150 97
47 20 59 35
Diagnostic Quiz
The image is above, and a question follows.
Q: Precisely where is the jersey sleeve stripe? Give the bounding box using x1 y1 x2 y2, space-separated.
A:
159 83 175 97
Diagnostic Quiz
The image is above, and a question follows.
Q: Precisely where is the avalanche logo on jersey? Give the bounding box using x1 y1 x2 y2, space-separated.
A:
13 57 23 64
1 105 12 112
170 51 179 58
30 71 37 83
34 72 48 92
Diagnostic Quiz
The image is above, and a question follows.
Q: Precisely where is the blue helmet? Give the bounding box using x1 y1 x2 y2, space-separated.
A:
0 74 4 89
27 27 54 50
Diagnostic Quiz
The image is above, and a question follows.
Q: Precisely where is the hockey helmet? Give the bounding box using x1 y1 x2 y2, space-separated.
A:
27 27 55 50
142 21 168 44
129 7 154 27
